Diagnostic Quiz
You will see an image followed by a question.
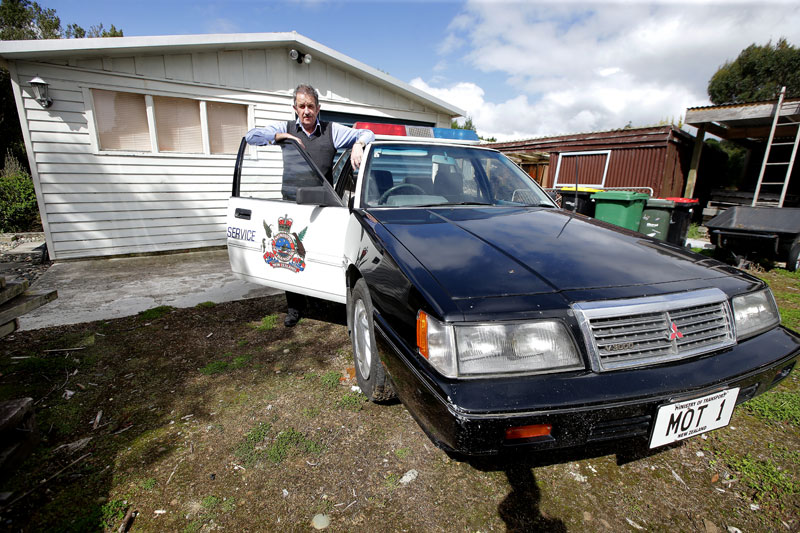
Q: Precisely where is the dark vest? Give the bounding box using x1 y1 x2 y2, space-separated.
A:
287 120 337 184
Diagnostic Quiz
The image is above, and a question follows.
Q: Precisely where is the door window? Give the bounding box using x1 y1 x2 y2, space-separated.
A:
237 141 333 202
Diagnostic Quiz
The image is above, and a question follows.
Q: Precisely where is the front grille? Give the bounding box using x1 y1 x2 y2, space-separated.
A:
574 289 736 371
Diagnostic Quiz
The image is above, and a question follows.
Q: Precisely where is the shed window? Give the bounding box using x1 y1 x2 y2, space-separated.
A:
153 96 203 153
92 89 151 151
91 89 248 156
553 150 611 188
208 101 248 155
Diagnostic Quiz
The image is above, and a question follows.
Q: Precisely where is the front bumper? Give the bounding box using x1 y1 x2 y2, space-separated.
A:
376 319 800 456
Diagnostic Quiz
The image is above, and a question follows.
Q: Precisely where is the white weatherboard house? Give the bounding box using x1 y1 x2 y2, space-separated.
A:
0 33 463 260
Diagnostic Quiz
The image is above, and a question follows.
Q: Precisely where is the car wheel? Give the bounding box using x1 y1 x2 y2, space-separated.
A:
788 239 800 272
349 278 395 402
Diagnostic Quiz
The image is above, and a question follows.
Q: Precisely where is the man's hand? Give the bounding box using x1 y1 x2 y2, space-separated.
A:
275 132 304 148
350 142 364 169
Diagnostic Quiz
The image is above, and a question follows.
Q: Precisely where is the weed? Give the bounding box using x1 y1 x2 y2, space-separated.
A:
196 301 216 308
337 391 367 411
221 497 236 512
303 406 321 418
715 448 800 503
140 477 157 491
233 422 271 465
687 223 703 240
320 371 341 390
137 306 174 321
395 447 411 459
384 473 401 490
743 391 800 426
40 401 84 438
199 360 229 375
252 314 279 331
266 428 324 464
200 352 252 375
183 520 202 533
201 495 220 509
231 354 252 368
100 499 128 528
237 339 249 347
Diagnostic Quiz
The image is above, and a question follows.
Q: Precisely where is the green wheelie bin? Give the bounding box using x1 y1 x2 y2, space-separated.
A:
638 198 675 241
591 190 649 231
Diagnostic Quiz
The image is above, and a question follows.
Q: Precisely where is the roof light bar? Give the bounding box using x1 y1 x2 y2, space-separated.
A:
354 122 480 141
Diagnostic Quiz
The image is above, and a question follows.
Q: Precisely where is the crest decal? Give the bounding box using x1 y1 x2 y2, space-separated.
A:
262 214 307 272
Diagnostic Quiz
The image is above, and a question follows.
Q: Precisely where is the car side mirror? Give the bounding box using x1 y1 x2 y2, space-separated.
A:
296 186 341 207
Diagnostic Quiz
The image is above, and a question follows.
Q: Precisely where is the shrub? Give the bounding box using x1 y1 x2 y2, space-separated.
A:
0 151 40 232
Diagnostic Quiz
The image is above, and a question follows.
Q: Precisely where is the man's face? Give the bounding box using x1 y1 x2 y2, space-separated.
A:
293 92 320 132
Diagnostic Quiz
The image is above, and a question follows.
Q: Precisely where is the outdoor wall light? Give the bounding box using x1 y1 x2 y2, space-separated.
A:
30 76 52 108
289 49 312 65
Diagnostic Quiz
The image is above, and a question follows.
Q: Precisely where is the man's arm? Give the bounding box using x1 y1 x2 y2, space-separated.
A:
245 122 290 145
331 123 376 169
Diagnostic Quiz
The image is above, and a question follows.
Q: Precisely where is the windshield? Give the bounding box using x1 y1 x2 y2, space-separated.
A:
361 144 555 208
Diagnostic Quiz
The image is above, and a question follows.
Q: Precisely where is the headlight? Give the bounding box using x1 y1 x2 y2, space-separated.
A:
417 311 583 377
732 288 780 340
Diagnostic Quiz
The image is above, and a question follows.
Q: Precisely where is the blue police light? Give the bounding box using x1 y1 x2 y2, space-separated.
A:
433 127 480 141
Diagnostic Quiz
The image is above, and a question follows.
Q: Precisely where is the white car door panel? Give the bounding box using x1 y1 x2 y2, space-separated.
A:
227 139 353 303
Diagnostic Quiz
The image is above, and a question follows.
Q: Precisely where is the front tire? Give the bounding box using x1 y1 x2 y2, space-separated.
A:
349 279 395 402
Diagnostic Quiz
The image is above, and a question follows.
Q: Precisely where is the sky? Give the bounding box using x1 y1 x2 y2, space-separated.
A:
44 0 800 142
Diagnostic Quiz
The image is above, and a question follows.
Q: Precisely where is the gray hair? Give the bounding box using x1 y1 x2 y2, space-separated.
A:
293 84 319 107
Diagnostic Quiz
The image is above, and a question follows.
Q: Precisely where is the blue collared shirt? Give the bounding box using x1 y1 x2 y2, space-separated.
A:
245 118 375 148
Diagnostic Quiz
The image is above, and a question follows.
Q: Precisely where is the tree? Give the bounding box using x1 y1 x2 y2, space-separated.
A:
0 0 123 171
451 116 496 143
708 38 800 104
0 0 60 40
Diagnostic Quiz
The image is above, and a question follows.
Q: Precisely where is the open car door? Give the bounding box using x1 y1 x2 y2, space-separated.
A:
226 138 352 303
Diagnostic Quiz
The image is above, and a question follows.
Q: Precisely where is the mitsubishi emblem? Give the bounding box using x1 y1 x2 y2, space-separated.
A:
669 322 684 341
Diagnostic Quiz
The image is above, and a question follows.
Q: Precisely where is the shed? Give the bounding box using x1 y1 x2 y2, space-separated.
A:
487 125 695 198
684 94 800 212
0 32 463 260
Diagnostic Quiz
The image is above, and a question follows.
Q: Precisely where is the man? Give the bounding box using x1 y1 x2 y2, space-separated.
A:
245 84 375 327
245 84 375 184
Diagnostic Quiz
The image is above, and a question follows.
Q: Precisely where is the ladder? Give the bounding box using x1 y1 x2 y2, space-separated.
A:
752 86 800 207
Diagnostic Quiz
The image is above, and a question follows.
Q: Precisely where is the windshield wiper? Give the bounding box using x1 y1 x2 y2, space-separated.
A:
419 201 493 207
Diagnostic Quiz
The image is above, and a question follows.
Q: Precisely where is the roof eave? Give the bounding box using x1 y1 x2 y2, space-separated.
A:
0 32 464 117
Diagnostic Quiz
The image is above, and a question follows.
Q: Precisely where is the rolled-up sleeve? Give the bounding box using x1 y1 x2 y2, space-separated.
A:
245 122 287 145
331 123 375 150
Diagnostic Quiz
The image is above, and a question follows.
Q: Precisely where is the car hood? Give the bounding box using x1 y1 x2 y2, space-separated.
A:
371 207 732 300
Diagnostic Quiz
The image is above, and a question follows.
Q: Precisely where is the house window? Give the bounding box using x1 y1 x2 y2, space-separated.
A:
93 89 151 151
553 150 611 188
208 101 248 155
91 89 248 155
153 96 203 153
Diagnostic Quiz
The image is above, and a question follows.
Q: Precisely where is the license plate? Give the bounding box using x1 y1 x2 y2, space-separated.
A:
649 388 739 449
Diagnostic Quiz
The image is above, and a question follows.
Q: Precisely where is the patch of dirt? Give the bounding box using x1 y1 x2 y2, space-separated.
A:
0 291 798 532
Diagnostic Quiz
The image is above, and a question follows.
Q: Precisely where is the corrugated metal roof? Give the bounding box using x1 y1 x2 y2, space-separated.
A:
488 125 691 150
687 96 800 112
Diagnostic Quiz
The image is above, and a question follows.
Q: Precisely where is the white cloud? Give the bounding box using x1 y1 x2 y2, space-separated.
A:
421 1 800 140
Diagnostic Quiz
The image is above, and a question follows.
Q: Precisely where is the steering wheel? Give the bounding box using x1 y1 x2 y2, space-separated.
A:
378 183 426 204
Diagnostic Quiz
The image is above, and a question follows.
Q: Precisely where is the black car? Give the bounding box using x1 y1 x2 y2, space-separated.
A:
227 124 799 456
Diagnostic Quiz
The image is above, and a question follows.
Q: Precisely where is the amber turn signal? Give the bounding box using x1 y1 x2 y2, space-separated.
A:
505 424 552 440
416 311 429 359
